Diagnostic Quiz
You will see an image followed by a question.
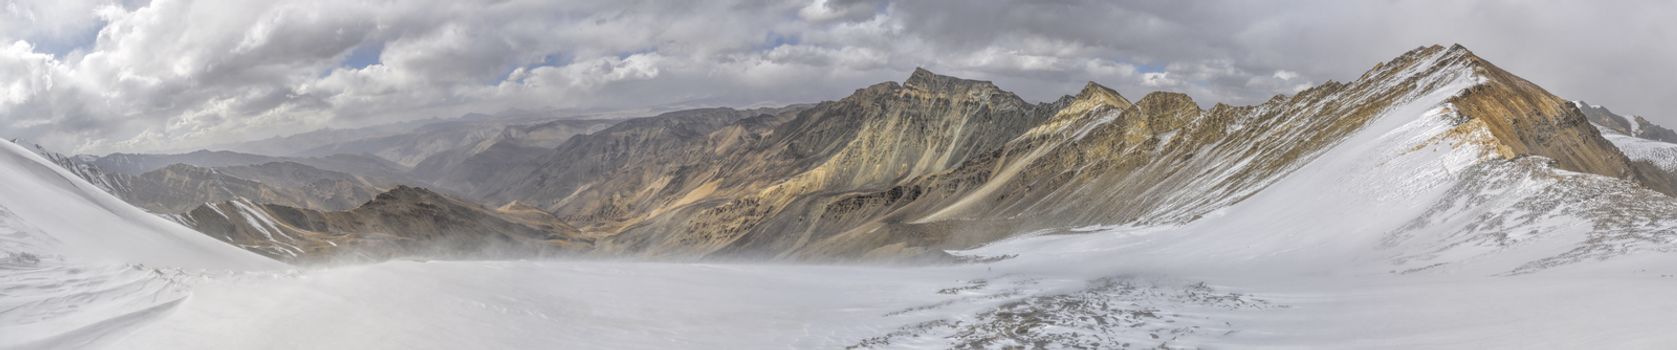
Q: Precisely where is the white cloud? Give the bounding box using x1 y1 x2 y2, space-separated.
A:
0 0 113 52
0 0 1673 154
1142 72 1178 87
798 0 881 23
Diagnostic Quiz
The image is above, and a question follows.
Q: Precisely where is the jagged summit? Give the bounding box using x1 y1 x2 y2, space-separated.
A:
1131 91 1198 111
903 67 1005 94
1436 46 1641 180
1074 81 1132 109
1337 43 1653 189
1036 81 1132 124
1360 44 1483 83
1406 43 1481 63
1442 43 1502 69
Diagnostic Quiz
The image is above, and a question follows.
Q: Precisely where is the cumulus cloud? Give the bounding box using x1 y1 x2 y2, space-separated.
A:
0 0 1673 154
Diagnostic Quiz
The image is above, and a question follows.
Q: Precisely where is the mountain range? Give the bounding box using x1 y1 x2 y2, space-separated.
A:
9 44 1677 348
27 44 1677 267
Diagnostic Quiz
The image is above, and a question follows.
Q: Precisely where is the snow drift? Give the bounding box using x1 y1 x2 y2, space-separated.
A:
0 140 278 349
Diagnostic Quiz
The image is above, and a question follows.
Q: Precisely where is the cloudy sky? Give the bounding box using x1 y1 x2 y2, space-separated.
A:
2 0 1673 154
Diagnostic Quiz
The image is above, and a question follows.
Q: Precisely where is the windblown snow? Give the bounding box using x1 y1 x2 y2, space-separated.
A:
6 65 1677 349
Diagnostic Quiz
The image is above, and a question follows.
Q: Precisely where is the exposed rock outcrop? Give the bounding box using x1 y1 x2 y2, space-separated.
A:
1441 45 1640 180
51 44 1674 263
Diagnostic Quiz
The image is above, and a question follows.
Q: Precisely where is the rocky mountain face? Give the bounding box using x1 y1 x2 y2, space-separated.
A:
35 44 1673 265
407 45 1668 262
422 68 1060 258
795 44 1671 258
1577 101 1677 143
601 70 1054 258
211 162 396 210
130 164 318 213
426 107 797 205
167 186 587 263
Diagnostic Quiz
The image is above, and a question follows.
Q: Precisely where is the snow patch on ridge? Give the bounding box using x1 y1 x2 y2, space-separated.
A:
1602 131 1677 173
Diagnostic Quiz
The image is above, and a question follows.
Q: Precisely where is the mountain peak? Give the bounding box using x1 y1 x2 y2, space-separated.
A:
906 66 936 81
1075 81 1132 109
1400 43 1656 186
1369 43 1489 79
903 67 1002 94
1044 81 1132 120
1444 44 1494 66
1132 91 1199 111
1402 43 1476 58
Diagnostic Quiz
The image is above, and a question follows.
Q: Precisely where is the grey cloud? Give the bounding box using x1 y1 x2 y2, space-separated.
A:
0 0 1672 154
799 0 883 22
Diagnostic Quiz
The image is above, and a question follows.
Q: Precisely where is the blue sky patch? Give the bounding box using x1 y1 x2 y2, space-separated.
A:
342 42 384 69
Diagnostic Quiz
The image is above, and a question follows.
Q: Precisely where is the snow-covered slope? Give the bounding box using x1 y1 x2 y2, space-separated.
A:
1580 100 1677 172
959 74 1677 277
8 45 1677 348
1599 125 1677 174
0 141 278 270
0 140 280 349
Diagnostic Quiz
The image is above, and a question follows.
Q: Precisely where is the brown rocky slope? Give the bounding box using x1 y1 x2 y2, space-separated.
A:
428 45 1667 262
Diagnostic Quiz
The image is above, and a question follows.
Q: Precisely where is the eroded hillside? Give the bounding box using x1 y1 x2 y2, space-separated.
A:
410 45 1669 262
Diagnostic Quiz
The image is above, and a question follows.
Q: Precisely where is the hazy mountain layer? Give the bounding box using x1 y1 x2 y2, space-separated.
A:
302 117 618 168
166 186 586 262
36 150 394 213
83 150 410 180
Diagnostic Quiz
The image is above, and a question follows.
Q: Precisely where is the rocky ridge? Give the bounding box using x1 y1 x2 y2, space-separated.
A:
445 45 1669 261
37 44 1675 265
